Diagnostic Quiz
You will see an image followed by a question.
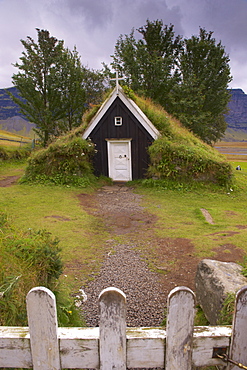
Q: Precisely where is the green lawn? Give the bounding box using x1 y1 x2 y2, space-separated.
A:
0 162 110 290
139 182 247 257
1 160 247 294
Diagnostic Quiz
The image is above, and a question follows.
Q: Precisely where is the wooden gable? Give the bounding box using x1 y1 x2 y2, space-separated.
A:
82 86 160 181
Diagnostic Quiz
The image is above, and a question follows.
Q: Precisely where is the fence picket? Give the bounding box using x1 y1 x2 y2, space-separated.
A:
99 287 127 370
0 285 243 369
227 286 247 370
165 286 195 370
26 287 61 370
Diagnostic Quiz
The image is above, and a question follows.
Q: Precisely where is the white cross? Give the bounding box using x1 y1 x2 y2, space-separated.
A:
110 71 125 94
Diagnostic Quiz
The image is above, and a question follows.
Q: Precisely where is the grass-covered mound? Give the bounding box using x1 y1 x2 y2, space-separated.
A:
22 129 96 186
125 88 232 186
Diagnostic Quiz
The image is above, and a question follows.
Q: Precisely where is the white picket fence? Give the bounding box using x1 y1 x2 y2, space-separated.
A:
0 285 247 369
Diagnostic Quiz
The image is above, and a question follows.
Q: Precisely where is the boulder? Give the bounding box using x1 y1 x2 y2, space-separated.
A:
195 259 247 325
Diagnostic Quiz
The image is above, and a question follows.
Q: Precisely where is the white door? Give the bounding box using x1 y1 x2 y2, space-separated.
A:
107 140 132 181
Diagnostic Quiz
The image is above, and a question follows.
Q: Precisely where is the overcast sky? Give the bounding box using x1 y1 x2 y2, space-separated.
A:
1 0 247 93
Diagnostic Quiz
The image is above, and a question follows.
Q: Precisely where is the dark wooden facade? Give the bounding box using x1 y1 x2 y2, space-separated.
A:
82 86 160 180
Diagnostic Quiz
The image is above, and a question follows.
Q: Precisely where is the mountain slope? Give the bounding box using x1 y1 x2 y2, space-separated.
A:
0 87 35 136
225 89 247 131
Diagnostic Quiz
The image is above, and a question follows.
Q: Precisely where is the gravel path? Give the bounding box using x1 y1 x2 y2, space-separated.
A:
83 242 167 327
81 185 167 327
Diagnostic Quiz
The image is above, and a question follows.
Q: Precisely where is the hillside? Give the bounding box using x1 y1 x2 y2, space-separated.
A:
0 87 24 120
225 89 247 130
0 87 35 136
0 116 35 137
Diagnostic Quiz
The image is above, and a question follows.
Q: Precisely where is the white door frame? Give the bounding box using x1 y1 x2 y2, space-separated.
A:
106 139 132 181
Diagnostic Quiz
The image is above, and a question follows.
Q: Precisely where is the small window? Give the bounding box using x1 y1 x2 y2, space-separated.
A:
115 116 122 126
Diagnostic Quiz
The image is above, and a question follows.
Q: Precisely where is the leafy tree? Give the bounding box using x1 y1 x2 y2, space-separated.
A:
9 29 105 146
111 21 232 144
57 47 87 132
81 66 107 111
111 20 182 107
171 28 232 144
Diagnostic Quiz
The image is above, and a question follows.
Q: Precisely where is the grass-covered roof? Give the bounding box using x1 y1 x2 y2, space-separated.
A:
119 87 232 186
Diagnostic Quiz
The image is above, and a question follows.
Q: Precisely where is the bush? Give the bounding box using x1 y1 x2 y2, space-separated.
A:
0 212 82 327
22 136 96 186
148 137 233 186
0 145 31 161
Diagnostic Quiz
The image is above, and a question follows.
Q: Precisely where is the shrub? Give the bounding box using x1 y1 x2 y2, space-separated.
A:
0 212 82 327
0 145 31 161
147 132 232 187
22 135 96 186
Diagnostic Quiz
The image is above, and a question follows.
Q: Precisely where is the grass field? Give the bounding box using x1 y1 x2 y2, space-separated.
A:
0 129 32 147
215 141 247 162
1 153 247 296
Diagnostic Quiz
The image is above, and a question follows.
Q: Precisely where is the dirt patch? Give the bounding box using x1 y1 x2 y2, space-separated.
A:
44 215 71 222
78 184 245 307
212 244 245 263
206 230 240 239
0 175 20 187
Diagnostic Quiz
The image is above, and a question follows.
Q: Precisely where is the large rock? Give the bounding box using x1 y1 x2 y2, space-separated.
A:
195 259 247 325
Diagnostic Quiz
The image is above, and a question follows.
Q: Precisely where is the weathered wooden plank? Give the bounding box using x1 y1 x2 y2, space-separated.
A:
165 287 195 370
59 327 99 369
0 325 232 369
227 286 247 370
26 287 61 369
127 327 166 368
193 326 231 367
99 287 126 370
0 327 32 368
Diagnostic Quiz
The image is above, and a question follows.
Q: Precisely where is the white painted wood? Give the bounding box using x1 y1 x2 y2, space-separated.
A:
99 287 127 370
59 327 99 369
107 139 132 181
26 287 61 369
0 325 232 369
193 325 231 367
0 327 32 368
227 286 247 370
127 327 166 368
110 70 125 94
165 287 195 370
82 86 160 140
0 286 245 369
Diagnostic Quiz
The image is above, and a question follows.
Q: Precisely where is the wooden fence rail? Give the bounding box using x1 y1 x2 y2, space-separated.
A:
0 285 247 369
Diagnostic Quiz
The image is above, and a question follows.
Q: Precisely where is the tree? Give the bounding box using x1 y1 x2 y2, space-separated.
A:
57 47 87 133
171 28 232 144
111 21 232 144
9 29 105 146
111 20 182 108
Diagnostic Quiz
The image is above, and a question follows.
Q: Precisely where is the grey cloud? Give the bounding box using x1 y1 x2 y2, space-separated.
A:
0 0 247 91
67 0 114 28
